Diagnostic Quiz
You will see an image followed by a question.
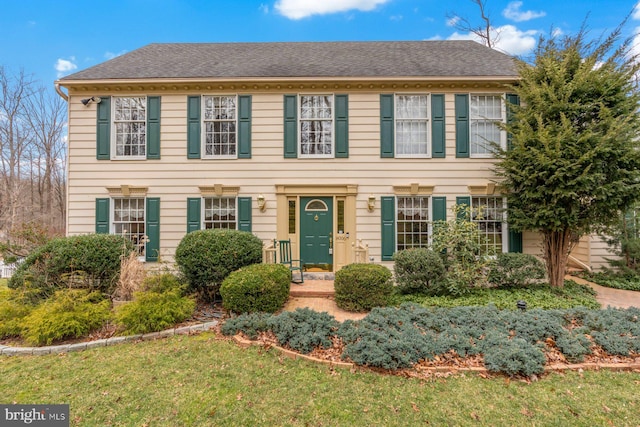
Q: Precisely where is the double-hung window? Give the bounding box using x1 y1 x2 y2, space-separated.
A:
470 95 505 157
203 95 237 158
113 198 146 256
203 197 237 229
300 95 333 157
397 196 430 251
471 196 507 254
395 95 429 157
113 97 147 159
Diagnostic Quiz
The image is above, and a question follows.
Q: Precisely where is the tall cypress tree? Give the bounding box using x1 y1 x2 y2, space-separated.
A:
496 23 640 287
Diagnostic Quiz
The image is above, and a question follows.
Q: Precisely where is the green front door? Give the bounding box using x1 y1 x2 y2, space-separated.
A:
300 197 333 270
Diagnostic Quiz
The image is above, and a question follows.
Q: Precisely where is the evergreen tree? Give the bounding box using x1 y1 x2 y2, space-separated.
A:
496 23 640 287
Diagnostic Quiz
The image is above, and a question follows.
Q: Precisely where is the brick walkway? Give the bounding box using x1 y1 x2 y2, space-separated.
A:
569 275 640 309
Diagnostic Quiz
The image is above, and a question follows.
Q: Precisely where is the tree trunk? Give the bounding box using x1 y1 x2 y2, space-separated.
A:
542 229 572 287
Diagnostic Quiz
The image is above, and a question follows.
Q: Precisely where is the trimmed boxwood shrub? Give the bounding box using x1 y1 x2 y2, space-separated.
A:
175 229 263 301
220 263 291 314
488 253 546 288
115 289 196 335
393 248 446 295
21 289 111 346
334 263 393 312
8 234 132 299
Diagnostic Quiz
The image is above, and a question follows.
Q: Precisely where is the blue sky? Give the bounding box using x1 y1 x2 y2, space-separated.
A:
1 0 639 87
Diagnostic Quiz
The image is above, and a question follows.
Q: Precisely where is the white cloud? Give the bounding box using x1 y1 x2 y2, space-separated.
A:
631 26 640 61
274 0 390 20
390 15 402 22
104 50 127 60
502 1 545 22
634 2 640 20
54 57 77 78
448 24 538 56
259 3 269 14
446 16 460 27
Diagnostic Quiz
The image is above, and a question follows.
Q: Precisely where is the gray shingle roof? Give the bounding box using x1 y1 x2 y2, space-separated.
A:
59 41 518 81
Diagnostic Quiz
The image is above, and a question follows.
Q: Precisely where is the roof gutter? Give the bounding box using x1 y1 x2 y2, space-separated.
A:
54 82 68 101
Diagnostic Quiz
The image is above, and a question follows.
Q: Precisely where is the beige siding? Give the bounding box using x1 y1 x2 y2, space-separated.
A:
66 89 534 264
590 235 617 271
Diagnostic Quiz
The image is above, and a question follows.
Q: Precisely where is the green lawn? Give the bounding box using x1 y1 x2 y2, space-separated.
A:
1 333 638 426
0 278 7 289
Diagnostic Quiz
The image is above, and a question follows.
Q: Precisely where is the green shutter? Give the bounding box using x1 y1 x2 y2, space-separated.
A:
431 94 445 158
238 95 252 158
96 96 111 160
147 96 161 159
187 95 201 159
186 198 201 233
95 198 110 234
237 197 252 232
432 196 447 222
283 95 297 158
335 94 349 158
508 230 523 253
381 196 396 261
380 94 394 158
456 196 471 220
455 94 469 158
506 93 520 151
145 198 160 262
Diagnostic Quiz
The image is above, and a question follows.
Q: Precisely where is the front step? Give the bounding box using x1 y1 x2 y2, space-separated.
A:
289 279 335 298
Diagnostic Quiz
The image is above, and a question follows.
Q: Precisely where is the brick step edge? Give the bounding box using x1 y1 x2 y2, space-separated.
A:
232 335 640 375
0 321 219 356
289 291 335 298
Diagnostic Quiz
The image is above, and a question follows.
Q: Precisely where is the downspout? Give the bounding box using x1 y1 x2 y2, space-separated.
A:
54 82 68 101
54 82 70 237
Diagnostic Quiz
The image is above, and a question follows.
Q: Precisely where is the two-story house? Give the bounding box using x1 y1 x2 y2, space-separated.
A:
55 41 611 272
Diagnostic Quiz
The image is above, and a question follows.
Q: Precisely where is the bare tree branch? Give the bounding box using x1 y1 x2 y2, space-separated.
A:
446 0 499 48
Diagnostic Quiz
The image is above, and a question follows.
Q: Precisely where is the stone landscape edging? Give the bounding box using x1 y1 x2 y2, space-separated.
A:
0 321 219 356
232 335 640 375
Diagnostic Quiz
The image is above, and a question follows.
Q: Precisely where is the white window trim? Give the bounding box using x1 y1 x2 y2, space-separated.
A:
110 196 147 261
298 94 335 159
111 95 147 161
471 195 509 254
395 195 433 251
469 93 507 159
201 95 239 160
201 196 238 230
394 93 431 159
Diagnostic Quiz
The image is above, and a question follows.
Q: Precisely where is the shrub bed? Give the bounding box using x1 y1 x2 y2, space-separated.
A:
0 288 32 339
220 263 291 314
392 248 445 295
223 304 640 376
21 289 111 346
9 234 131 299
487 253 546 288
334 263 393 312
578 271 640 292
393 280 600 310
115 289 196 335
175 229 263 301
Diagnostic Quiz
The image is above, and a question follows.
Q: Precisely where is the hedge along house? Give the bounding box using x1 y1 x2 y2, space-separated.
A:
55 41 610 272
